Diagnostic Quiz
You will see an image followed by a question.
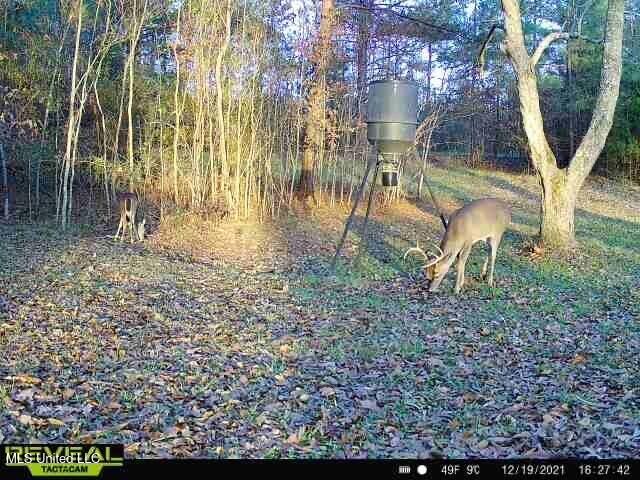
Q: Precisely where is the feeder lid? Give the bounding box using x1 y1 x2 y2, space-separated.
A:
366 79 418 126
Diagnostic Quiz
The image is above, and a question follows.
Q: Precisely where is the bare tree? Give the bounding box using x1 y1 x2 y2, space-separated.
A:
58 0 84 229
1 142 8 220
172 3 183 206
296 0 337 204
501 0 626 248
355 0 373 121
215 0 232 210
126 0 149 189
416 103 442 198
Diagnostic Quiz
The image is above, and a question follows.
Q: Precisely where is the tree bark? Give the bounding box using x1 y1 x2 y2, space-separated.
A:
1 143 8 220
355 0 371 121
296 0 336 203
127 0 148 190
567 0 625 188
59 0 83 229
216 0 232 208
566 41 575 162
172 4 182 205
501 0 625 248
539 170 577 247
426 43 432 102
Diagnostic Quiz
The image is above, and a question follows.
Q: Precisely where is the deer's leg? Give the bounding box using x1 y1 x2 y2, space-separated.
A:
488 235 502 287
455 245 472 294
134 223 139 242
129 218 135 244
115 217 123 240
131 207 138 242
119 216 127 243
481 239 490 279
125 213 133 244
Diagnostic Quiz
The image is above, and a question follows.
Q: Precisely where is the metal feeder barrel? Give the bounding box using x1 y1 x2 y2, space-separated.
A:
366 79 418 154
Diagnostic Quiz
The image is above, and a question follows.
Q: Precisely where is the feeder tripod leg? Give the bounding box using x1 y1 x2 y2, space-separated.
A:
331 157 376 269
412 148 448 229
356 159 380 261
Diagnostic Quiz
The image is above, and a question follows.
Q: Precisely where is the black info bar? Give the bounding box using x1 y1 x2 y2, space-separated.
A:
0 445 637 480
116 459 637 479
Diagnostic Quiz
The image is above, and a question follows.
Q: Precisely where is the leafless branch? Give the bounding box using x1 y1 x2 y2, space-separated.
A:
530 31 570 67
476 24 501 70
338 3 460 35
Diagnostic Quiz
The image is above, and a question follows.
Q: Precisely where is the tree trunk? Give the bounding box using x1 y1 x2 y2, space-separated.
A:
501 0 625 249
494 67 500 165
59 0 83 229
426 43 432 102
172 4 182 205
216 1 232 209
127 0 148 190
127 19 136 189
1 143 8 220
296 0 336 203
355 0 371 121
566 42 575 162
539 170 576 246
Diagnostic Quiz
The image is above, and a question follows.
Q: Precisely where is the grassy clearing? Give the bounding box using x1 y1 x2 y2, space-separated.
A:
1 166 638 458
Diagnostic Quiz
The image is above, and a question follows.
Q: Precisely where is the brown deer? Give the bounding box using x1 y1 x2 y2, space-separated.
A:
404 198 511 293
115 192 145 243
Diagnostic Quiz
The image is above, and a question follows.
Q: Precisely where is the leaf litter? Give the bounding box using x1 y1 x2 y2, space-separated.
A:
1 172 639 458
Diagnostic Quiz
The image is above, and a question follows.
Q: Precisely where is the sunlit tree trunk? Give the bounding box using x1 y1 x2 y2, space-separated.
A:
216 0 232 210
172 4 182 206
59 0 83 229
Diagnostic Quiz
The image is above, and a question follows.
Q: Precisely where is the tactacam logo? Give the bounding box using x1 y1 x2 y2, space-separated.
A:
3 444 124 478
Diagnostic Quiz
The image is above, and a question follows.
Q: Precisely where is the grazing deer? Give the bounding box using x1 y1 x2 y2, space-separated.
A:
115 192 146 243
404 198 511 293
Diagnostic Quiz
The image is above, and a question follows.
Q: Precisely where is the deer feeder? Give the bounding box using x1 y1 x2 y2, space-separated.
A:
366 79 418 186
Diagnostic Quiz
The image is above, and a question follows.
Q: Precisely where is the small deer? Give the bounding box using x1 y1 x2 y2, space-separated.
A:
404 198 511 293
115 192 146 243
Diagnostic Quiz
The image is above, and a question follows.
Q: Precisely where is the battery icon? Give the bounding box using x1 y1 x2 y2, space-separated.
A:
398 465 411 474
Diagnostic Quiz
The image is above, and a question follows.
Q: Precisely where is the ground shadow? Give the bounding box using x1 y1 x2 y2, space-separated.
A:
464 168 539 202
575 208 640 254
428 169 639 254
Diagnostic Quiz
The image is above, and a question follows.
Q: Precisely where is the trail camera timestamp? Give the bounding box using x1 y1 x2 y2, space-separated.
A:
501 464 566 476
579 464 632 476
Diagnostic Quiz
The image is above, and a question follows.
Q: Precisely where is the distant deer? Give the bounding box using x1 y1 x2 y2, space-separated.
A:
114 192 146 243
404 198 511 293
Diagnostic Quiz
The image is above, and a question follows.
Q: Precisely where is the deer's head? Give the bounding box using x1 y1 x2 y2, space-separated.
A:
404 242 451 290
425 258 444 282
